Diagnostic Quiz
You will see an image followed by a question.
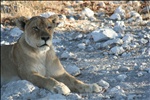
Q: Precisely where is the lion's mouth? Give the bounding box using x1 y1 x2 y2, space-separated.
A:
37 44 49 47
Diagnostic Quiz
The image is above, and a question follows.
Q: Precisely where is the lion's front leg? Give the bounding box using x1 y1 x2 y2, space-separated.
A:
20 71 70 95
55 72 103 93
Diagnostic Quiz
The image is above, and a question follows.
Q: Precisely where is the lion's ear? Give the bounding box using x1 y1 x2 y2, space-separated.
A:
48 15 60 27
15 16 28 31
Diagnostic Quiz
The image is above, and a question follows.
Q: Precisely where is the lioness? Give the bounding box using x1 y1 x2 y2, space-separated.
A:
1 15 102 95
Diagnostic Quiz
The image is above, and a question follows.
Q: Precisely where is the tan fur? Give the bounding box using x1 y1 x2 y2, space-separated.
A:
1 15 102 95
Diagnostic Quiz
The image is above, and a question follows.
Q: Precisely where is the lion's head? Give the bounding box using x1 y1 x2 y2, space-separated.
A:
15 15 59 50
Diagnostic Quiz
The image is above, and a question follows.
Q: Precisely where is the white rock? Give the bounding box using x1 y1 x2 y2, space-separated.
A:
39 93 66 100
40 12 55 18
122 34 133 44
109 86 125 96
1 80 38 100
113 21 125 33
97 79 110 89
81 7 94 18
110 46 125 55
1 41 10 45
61 51 75 58
127 11 142 23
137 72 143 77
140 38 148 44
77 43 86 49
90 28 118 42
1 24 4 32
114 6 125 18
102 38 123 48
99 1 105 8
110 13 121 20
64 65 81 76
117 74 127 81
9 27 23 37
142 6 150 13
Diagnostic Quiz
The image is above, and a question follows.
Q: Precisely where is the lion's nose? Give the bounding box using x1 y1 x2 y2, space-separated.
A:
41 36 50 41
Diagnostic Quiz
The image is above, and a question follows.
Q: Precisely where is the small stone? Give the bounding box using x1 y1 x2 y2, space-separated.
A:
61 51 75 58
110 46 125 55
110 13 121 20
113 56 118 59
141 6 150 13
119 67 129 72
117 74 127 81
64 65 81 76
77 43 86 49
98 1 105 8
122 34 133 44
109 86 125 96
102 38 123 48
81 7 94 18
97 79 110 89
137 72 143 77
145 68 150 73
114 6 125 18
140 38 148 44
113 21 125 33
9 27 23 37
40 12 55 18
122 52 131 57
90 28 118 42
127 94 137 100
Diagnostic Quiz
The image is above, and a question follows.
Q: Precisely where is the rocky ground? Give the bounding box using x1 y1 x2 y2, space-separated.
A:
1 1 150 100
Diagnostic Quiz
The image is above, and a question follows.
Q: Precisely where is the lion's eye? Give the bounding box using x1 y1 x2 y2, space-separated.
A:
33 26 39 31
47 26 52 30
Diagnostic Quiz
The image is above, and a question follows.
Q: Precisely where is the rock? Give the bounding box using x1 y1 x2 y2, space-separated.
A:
102 38 123 48
67 93 82 100
1 41 10 45
110 13 121 20
1 80 39 100
113 21 125 33
81 7 94 18
1 24 4 32
90 28 119 42
141 6 150 13
127 94 137 100
114 6 125 18
117 74 127 81
109 86 125 96
40 12 55 18
145 68 150 73
77 43 86 49
137 72 144 77
98 1 106 8
40 93 66 100
110 46 125 55
58 14 66 20
97 79 110 89
127 11 142 23
119 67 130 72
122 34 133 44
64 65 81 76
140 38 148 44
61 51 76 58
9 27 23 37
122 52 131 57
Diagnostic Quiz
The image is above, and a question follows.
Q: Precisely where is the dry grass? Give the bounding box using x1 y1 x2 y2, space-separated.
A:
1 1 149 32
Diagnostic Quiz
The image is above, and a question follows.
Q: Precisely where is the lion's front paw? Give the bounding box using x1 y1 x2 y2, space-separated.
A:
52 82 70 95
89 83 103 93
83 83 102 93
